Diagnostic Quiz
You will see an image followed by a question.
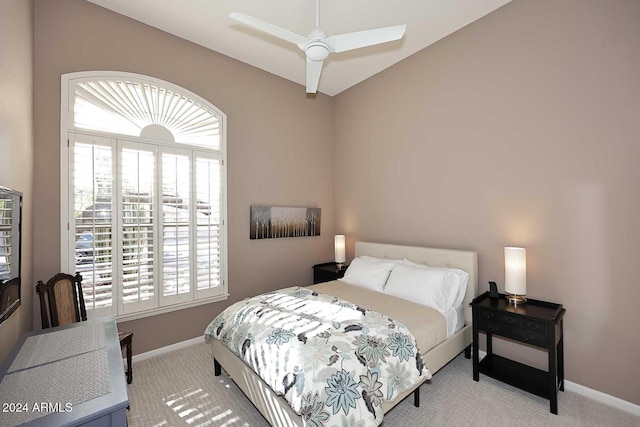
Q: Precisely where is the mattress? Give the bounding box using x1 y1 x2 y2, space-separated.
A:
308 280 447 354
435 303 465 338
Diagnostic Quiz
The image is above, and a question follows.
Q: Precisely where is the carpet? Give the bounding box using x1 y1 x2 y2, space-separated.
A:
126 343 639 426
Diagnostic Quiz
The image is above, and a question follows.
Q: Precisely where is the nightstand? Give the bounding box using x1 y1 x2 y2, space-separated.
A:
312 262 349 284
471 292 566 414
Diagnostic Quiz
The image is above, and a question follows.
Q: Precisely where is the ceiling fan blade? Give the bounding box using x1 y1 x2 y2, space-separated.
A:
230 13 307 48
306 58 324 94
326 24 406 53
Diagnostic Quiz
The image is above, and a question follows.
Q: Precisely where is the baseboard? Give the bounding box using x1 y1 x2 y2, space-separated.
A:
130 335 205 363
476 350 640 416
563 380 640 417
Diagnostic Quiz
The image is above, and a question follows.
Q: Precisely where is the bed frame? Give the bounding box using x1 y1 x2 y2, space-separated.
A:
210 241 478 427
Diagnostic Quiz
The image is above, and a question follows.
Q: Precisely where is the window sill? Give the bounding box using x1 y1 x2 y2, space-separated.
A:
115 293 229 323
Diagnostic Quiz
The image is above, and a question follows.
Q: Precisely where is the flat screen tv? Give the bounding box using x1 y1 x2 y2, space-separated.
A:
0 185 22 325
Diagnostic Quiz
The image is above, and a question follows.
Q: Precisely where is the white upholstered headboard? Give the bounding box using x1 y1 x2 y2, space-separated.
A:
355 241 479 326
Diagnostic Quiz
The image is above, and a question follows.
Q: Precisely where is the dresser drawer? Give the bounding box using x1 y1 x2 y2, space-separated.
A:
479 319 547 348
478 319 510 337
480 310 522 327
522 319 545 333
511 327 546 347
480 310 545 334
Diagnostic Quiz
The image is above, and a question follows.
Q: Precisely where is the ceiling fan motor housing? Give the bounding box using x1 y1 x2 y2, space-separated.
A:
305 41 329 61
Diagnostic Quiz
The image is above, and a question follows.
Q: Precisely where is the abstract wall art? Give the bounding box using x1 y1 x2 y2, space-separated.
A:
250 206 321 239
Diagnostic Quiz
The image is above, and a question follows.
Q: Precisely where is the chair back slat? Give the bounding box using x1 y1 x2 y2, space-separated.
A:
35 273 85 329
52 278 78 325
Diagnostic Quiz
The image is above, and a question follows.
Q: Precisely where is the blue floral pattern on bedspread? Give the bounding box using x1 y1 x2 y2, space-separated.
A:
204 287 432 427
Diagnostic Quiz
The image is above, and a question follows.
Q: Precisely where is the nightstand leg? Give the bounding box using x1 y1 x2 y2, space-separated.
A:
214 358 221 376
558 322 565 392
472 321 479 381
486 332 493 356
549 338 558 414
126 339 133 384
464 345 471 359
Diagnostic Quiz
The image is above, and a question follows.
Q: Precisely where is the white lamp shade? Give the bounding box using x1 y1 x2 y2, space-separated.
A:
504 247 526 295
334 235 346 264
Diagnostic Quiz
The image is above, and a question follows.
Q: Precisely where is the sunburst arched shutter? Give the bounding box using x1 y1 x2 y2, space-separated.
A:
74 80 221 149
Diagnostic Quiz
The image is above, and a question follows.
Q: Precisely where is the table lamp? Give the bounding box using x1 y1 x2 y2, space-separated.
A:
505 246 526 305
334 235 346 268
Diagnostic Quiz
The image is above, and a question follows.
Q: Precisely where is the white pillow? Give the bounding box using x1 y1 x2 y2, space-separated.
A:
450 268 469 308
385 263 461 312
401 258 429 268
361 255 401 265
402 258 469 308
340 257 396 293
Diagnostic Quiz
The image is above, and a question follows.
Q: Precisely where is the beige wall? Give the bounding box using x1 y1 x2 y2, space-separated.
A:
33 0 335 354
334 0 640 405
20 0 640 408
0 0 34 362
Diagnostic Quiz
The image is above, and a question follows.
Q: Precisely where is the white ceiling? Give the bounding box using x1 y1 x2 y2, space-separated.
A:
86 0 511 96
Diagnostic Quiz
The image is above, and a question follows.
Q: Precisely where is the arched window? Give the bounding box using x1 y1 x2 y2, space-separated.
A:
61 72 227 320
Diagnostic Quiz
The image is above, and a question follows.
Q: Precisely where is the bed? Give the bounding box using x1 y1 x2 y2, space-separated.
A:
205 241 478 426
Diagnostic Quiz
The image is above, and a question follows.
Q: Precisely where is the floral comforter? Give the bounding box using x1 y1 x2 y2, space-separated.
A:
204 286 431 427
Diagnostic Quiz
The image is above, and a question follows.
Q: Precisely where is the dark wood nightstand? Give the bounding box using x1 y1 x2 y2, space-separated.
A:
472 292 566 414
312 262 349 284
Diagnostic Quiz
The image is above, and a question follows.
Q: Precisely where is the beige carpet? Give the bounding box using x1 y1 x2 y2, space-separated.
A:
127 343 639 427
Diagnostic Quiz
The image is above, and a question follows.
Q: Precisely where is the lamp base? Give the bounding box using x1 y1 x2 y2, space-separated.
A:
506 294 527 305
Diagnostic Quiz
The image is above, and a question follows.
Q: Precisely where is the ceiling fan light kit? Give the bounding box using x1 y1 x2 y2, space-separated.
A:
306 41 329 62
230 0 407 94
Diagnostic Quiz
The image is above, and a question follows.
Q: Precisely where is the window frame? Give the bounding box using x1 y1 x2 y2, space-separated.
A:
60 71 228 322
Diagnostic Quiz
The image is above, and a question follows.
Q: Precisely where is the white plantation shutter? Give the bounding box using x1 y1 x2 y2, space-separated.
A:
63 72 227 320
120 145 157 313
69 136 227 316
0 196 16 281
71 134 115 314
161 151 192 304
195 156 222 296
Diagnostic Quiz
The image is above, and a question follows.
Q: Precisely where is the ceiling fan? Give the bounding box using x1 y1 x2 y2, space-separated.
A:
230 1 407 94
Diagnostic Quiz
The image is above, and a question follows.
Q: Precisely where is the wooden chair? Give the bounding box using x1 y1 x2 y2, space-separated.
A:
36 273 134 384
